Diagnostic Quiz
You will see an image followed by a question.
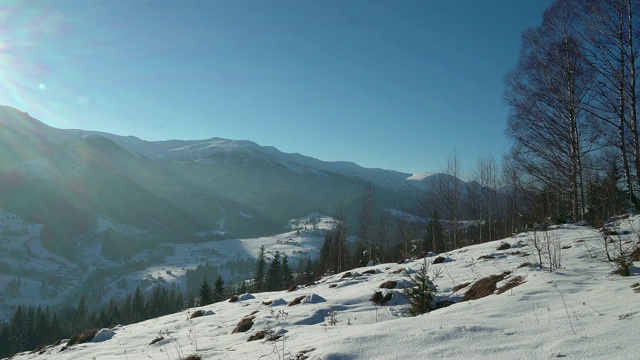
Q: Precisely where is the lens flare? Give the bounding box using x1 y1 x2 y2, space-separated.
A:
0 2 71 124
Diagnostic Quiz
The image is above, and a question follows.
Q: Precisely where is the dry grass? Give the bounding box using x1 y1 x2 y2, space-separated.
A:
379 280 397 289
232 316 255 334
190 310 205 319
149 336 164 345
64 328 99 348
247 329 282 342
370 291 393 305
288 295 305 307
496 276 525 294
451 282 471 293
462 272 509 301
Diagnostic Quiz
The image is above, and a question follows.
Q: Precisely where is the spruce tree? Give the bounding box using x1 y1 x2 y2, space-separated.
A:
214 275 225 302
132 286 145 322
253 245 266 292
199 278 214 306
9 305 28 353
281 255 293 290
265 252 282 291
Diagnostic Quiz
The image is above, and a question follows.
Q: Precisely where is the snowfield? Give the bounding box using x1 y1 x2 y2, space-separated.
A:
7 217 640 359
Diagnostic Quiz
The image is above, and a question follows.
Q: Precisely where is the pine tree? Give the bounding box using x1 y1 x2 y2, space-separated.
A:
214 275 225 302
253 245 266 292
199 278 214 306
403 259 438 316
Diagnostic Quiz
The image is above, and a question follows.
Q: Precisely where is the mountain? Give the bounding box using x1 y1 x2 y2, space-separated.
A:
0 105 465 257
6 217 640 359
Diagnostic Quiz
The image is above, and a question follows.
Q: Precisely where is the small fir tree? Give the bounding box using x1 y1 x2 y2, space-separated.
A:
403 259 439 316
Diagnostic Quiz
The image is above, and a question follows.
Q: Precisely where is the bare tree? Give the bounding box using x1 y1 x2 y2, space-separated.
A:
435 149 463 249
467 155 501 243
375 210 393 263
580 0 640 208
357 181 375 264
505 0 599 222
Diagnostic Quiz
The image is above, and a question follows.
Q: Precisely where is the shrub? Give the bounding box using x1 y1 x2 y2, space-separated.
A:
612 256 632 276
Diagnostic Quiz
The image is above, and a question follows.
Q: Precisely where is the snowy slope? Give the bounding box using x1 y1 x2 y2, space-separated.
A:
0 210 334 321
9 217 640 359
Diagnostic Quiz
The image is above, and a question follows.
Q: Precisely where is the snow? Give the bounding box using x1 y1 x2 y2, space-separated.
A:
91 328 116 343
8 217 640 359
406 172 435 181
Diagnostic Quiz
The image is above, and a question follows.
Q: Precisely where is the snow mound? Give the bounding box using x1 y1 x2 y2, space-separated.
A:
91 328 115 343
237 293 255 301
302 293 326 304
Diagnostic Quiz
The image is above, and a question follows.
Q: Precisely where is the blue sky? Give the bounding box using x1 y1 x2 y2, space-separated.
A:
0 0 553 174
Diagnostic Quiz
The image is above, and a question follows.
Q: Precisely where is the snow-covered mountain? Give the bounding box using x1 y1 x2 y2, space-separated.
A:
7 216 640 359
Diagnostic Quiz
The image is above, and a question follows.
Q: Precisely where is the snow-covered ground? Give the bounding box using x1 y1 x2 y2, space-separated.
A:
9 216 640 359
